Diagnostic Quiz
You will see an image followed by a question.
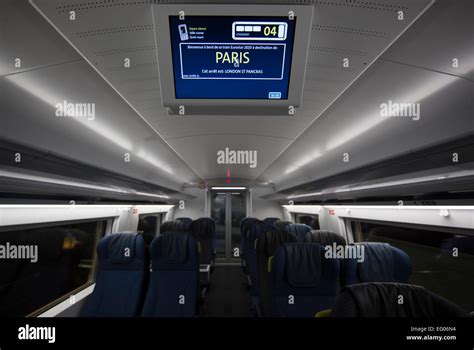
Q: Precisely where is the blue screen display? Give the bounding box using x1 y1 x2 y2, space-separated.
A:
169 16 296 100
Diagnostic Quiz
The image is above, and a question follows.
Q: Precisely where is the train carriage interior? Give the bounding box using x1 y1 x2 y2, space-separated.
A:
0 0 473 347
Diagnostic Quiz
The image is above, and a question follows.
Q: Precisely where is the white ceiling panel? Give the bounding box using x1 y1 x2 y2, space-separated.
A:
0 60 198 191
167 135 290 180
381 0 474 82
30 0 434 182
0 0 80 77
257 59 474 191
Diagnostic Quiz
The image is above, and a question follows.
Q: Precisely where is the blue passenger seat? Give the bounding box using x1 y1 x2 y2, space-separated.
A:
342 242 411 286
176 217 193 230
271 243 340 317
81 233 146 317
304 230 347 246
240 217 260 271
141 233 199 317
189 217 216 266
160 220 187 234
275 220 292 234
287 223 312 242
332 282 469 317
256 228 298 316
246 221 268 297
263 217 280 228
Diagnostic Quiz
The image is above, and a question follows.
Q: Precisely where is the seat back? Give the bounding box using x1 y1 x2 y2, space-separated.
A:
275 220 292 234
271 243 340 317
175 217 193 230
332 282 469 317
81 233 146 317
342 242 411 285
141 233 199 317
256 228 297 316
190 217 216 265
287 224 312 242
240 217 260 265
141 216 158 246
246 221 268 296
160 220 187 234
304 230 347 246
263 217 280 228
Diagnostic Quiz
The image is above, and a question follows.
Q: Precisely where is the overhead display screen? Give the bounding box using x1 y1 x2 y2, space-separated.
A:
169 16 296 100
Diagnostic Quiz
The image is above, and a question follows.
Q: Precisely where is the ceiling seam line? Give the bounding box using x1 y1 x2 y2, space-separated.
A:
378 57 474 83
0 58 84 78
166 134 294 141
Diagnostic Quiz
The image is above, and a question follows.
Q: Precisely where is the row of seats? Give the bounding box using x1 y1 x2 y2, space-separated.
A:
160 217 216 267
242 217 470 317
240 218 313 301
240 217 414 317
82 232 200 317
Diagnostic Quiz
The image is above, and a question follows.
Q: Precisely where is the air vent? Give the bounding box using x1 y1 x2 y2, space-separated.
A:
56 1 151 13
309 45 368 57
106 61 157 72
77 24 154 38
306 62 355 72
118 76 159 84
289 0 317 4
125 87 160 94
93 45 156 57
312 24 386 38
314 0 408 12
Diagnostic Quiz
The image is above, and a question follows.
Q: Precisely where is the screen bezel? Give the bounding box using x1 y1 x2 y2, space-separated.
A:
152 4 313 110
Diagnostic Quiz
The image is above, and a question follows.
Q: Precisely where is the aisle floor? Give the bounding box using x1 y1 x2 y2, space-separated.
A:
204 265 252 317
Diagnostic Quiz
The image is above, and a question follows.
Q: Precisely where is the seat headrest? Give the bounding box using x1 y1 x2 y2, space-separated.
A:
287 224 312 241
175 217 193 229
241 217 260 234
284 243 322 287
98 233 138 264
333 282 469 318
260 229 297 257
305 230 347 246
160 220 186 234
275 220 292 233
248 221 268 242
190 217 215 238
144 216 158 227
263 217 280 227
357 243 394 282
154 233 190 264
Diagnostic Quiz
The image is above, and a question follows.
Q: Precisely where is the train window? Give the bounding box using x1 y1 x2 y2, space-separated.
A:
0 220 106 316
352 221 474 312
295 214 320 229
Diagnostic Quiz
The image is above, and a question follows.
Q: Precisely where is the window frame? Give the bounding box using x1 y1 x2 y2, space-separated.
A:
0 217 112 317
